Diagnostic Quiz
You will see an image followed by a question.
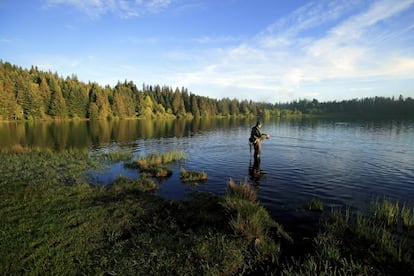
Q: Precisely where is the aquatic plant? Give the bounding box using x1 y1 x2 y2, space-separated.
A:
223 178 292 260
401 203 414 229
226 178 257 202
283 198 414 275
180 167 207 182
371 197 399 226
97 150 133 162
140 166 173 178
131 150 185 168
125 151 184 178
160 150 186 163
305 198 324 212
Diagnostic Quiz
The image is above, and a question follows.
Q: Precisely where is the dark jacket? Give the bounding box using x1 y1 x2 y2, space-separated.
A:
250 126 264 143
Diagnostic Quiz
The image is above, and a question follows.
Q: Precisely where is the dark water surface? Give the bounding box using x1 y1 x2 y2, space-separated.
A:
2 118 414 233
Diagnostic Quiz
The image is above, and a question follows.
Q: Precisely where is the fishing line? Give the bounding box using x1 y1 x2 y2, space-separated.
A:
268 134 321 144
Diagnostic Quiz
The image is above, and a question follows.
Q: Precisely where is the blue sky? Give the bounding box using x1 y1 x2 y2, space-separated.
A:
1 0 414 103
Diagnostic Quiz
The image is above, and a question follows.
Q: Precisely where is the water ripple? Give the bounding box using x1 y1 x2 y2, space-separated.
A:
90 119 414 219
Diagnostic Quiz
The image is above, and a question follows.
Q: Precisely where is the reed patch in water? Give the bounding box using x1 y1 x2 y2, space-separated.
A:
283 197 414 275
371 197 400 226
224 178 292 256
180 167 207 183
401 203 414 229
226 178 257 202
125 151 185 178
134 151 185 168
305 198 324 212
96 150 133 162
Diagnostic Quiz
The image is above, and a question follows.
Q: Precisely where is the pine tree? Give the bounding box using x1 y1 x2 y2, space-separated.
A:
190 94 200 117
0 73 19 120
48 85 67 119
172 88 186 117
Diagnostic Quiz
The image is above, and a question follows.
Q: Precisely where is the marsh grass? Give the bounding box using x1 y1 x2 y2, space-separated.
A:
0 150 106 274
126 151 185 178
305 198 324 212
140 166 173 178
283 198 414 275
223 178 292 268
370 197 414 231
180 167 207 183
96 150 133 162
133 151 185 168
3 150 413 275
226 178 257 202
401 204 414 229
371 197 400 226
1 150 292 275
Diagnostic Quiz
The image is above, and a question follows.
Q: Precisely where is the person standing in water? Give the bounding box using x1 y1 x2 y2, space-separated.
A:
249 121 270 165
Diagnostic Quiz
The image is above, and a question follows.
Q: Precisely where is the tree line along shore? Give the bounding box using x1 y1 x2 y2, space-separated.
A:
1 60 413 122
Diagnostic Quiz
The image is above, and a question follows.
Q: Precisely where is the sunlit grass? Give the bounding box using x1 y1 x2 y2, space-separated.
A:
141 166 173 178
2 150 413 275
96 150 133 162
1 150 291 275
180 167 207 183
132 151 185 168
125 151 185 178
226 178 257 202
224 179 292 256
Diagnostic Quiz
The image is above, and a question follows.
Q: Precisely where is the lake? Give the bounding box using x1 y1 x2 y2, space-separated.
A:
1 118 414 233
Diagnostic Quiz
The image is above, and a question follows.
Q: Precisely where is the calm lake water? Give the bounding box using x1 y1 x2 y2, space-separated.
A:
2 118 414 233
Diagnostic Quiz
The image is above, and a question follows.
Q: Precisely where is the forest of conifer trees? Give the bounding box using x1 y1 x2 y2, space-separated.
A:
1 60 413 121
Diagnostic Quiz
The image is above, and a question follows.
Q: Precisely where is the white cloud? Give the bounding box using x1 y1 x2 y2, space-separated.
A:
38 0 414 102
171 0 414 102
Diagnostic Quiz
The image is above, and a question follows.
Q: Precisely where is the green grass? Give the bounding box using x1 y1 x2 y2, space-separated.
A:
94 149 133 162
131 150 185 168
0 150 105 274
401 203 414 229
0 150 287 275
305 198 324 212
224 179 293 255
282 198 414 275
180 167 207 183
226 178 257 202
125 151 185 178
1 150 413 275
139 166 173 178
371 197 400 226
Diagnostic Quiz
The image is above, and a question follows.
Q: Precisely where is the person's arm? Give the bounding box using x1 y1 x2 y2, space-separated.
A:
259 131 270 140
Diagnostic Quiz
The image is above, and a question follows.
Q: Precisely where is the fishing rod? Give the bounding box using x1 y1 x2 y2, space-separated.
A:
267 134 321 143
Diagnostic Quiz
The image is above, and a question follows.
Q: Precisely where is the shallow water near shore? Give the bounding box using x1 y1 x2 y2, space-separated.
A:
2 118 414 233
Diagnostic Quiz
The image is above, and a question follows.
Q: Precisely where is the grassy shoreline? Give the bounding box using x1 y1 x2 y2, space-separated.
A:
1 150 413 274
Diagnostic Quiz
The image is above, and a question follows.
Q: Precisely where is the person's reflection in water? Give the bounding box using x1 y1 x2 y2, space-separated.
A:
249 157 262 183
